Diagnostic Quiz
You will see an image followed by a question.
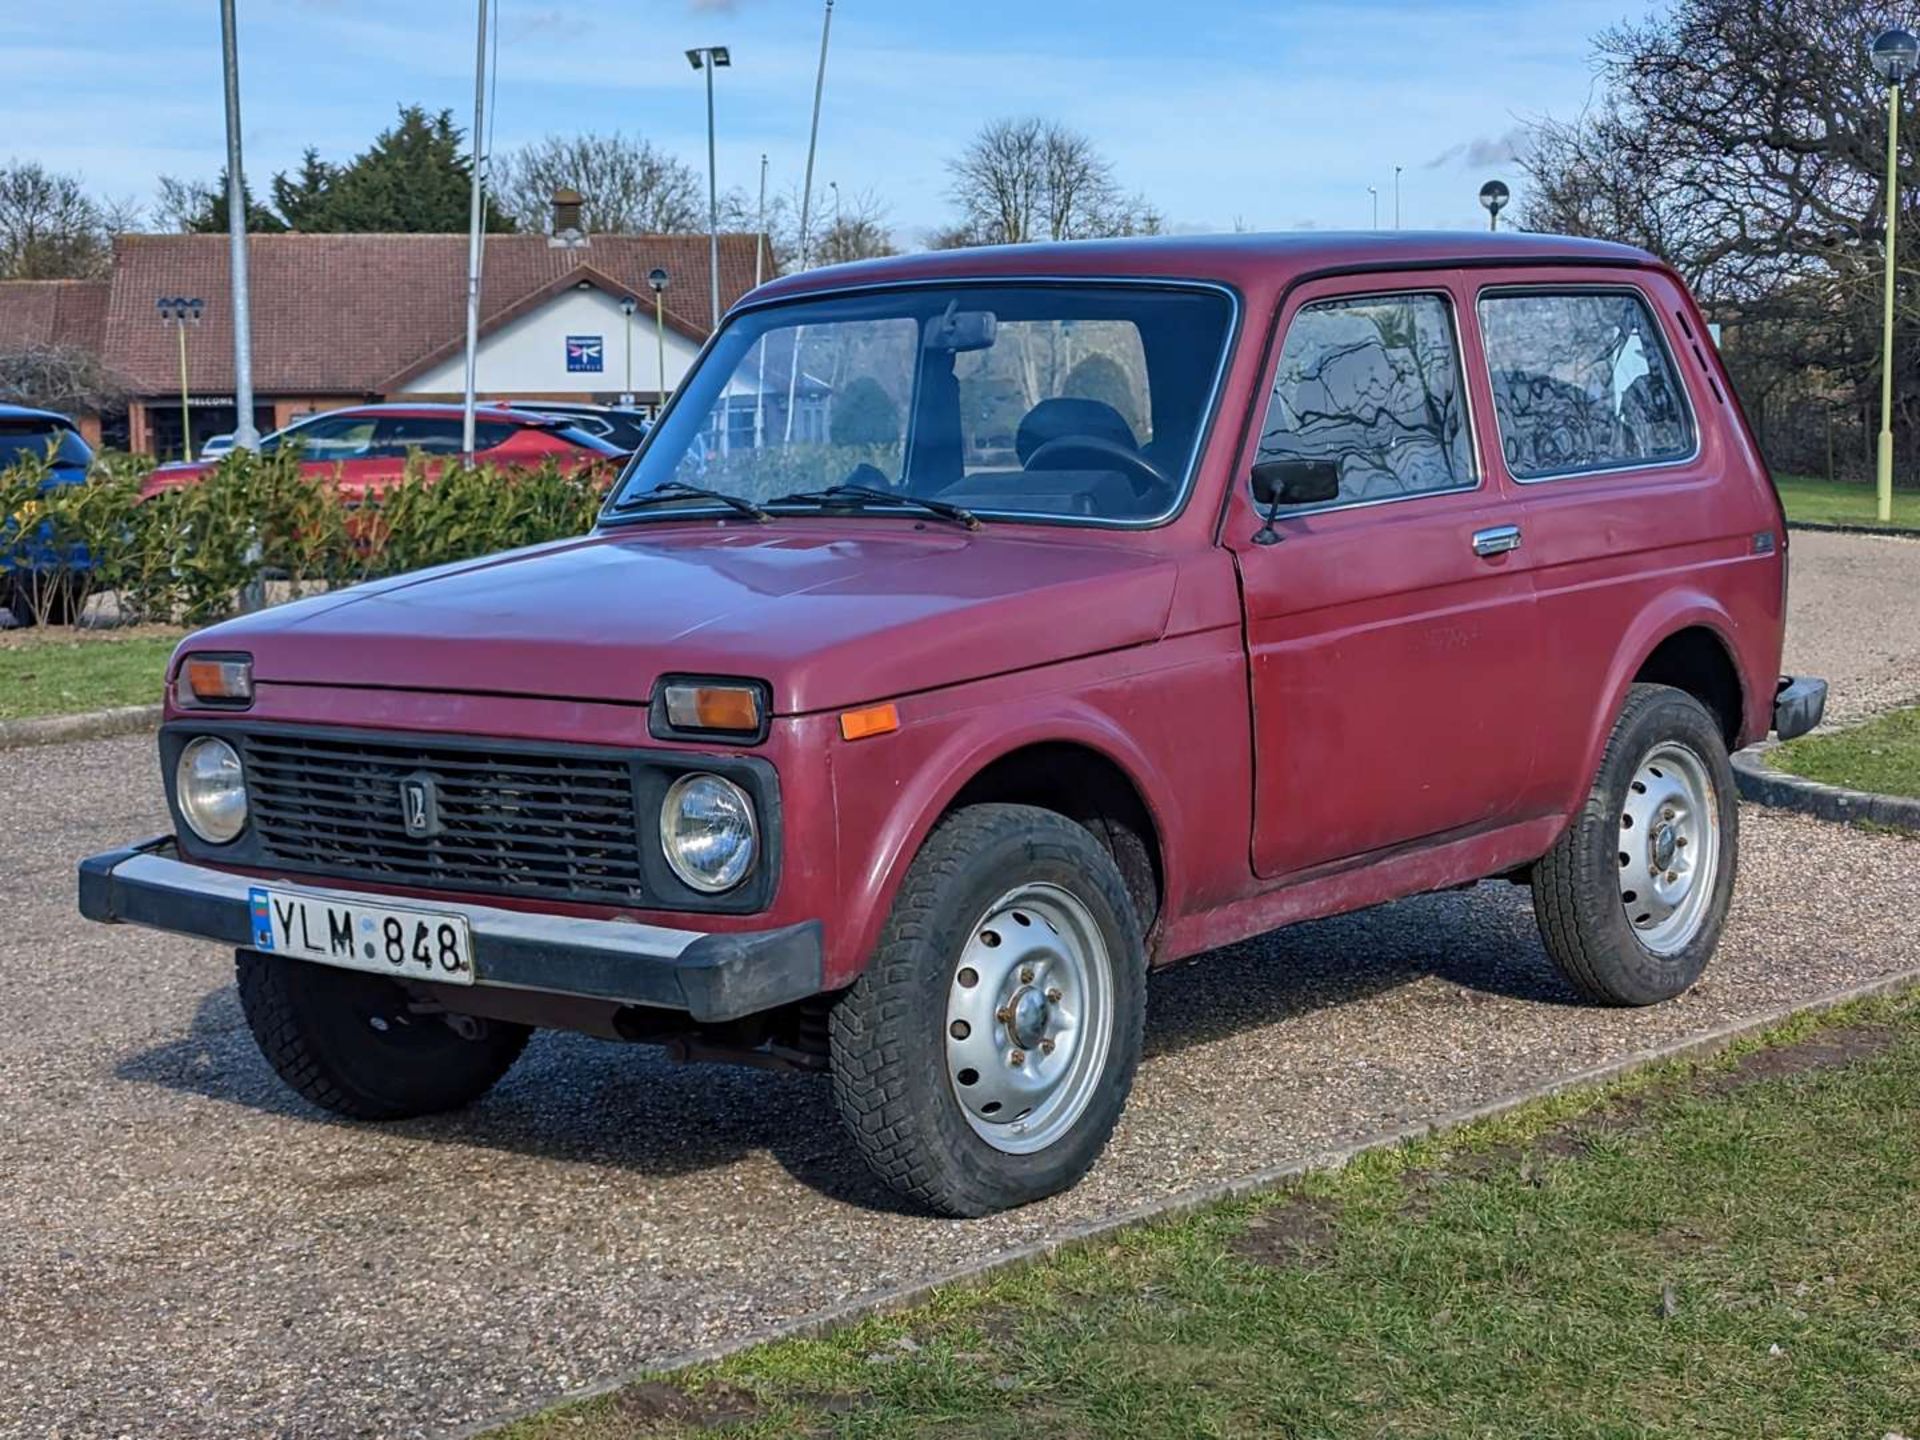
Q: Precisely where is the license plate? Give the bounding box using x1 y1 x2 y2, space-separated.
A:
248 885 475 985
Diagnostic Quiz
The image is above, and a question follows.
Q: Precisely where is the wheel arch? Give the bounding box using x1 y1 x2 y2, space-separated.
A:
1565 596 1753 815
833 709 1176 983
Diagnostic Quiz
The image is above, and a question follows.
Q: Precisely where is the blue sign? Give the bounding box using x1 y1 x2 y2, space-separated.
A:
566 335 604 373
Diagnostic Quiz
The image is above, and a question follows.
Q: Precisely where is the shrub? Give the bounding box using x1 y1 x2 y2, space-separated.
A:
0 445 615 627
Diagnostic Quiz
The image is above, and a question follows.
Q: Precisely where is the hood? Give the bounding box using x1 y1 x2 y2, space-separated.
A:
213 523 1179 715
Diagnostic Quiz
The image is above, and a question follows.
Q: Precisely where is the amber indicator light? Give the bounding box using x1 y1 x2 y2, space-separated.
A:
839 703 900 741
664 683 762 732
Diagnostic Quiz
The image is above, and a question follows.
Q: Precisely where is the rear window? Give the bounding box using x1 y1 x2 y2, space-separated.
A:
1478 289 1695 479
0 421 91 470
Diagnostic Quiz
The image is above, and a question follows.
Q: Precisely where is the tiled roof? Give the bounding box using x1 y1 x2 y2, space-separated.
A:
100 232 768 396
0 279 110 353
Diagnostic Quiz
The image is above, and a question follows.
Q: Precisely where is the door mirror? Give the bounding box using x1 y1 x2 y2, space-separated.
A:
1250 458 1340 508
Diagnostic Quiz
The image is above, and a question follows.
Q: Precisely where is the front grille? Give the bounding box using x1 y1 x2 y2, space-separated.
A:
241 731 647 905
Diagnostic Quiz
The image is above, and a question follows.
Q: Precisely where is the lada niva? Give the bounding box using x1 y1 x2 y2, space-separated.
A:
79 233 1826 1216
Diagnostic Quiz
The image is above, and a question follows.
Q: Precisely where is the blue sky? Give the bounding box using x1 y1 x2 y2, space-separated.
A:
3 0 1648 242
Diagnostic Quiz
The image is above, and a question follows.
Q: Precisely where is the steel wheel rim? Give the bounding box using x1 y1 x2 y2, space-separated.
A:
1617 739 1719 956
945 883 1115 1155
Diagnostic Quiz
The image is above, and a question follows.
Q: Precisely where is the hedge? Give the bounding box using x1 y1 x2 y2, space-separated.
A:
0 447 610 627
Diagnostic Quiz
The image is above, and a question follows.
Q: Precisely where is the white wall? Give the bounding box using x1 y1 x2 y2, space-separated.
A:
404 285 703 398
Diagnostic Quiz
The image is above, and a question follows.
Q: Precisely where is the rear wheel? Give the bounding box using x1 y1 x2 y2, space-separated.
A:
1531 683 1738 1005
236 950 530 1119
829 804 1146 1217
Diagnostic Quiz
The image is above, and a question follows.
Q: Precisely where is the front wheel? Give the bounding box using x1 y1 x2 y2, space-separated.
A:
236 950 531 1119
1531 683 1739 1005
829 804 1147 1217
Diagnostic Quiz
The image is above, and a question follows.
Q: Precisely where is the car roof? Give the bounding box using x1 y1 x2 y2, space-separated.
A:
0 403 77 426
296 402 563 424
508 401 650 417
749 230 1661 306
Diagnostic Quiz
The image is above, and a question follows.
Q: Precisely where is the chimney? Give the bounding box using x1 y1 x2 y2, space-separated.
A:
549 188 587 249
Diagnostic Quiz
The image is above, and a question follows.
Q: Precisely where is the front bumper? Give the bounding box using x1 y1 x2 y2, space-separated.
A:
77 837 825 1023
1772 675 1828 741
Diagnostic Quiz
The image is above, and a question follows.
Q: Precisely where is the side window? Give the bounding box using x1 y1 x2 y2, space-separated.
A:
290 416 377 461
374 417 471 455
1256 292 1475 507
1479 289 1695 479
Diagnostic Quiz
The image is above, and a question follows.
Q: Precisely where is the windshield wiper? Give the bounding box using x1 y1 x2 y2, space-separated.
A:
606 480 769 523
770 483 983 531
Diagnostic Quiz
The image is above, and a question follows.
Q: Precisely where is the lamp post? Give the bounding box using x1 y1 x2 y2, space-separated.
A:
1479 179 1510 231
620 295 637 406
647 267 670 416
1871 27 1918 524
156 296 204 459
686 45 730 334
218 0 256 450
1368 185 1378 229
1394 164 1402 229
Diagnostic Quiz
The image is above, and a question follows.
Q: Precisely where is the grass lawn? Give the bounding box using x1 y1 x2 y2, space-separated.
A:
0 626 181 721
1773 473 1920 530
1775 705 1920 800
494 995 1920 1440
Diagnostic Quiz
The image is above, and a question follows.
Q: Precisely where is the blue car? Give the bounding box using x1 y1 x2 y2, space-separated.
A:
1 403 96 625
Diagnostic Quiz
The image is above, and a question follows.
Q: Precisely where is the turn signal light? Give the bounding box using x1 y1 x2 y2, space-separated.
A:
839 702 899 741
663 682 762 733
176 653 253 708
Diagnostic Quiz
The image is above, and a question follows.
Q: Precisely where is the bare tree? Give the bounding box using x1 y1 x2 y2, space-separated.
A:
1518 0 1920 472
0 161 133 279
494 132 704 234
814 188 896 265
941 119 1160 247
0 343 127 415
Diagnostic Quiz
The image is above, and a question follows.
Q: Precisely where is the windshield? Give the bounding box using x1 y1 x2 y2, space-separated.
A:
606 282 1234 526
0 421 91 470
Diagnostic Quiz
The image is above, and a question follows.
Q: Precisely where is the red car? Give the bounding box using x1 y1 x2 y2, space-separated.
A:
140 402 626 500
82 232 1825 1216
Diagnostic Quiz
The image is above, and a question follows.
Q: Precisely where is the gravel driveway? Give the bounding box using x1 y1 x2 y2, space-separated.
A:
2 531 1915 1440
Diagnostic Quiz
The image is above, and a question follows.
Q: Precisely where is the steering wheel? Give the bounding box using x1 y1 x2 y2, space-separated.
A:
1022 434 1170 500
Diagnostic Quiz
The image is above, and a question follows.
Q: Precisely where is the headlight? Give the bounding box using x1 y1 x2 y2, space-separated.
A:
175 736 248 844
659 773 757 893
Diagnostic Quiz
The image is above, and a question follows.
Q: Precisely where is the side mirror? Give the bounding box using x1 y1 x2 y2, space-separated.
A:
1250 458 1341 508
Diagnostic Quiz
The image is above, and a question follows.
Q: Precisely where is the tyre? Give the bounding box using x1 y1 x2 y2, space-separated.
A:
829 803 1147 1217
236 949 531 1119
1531 683 1739 1005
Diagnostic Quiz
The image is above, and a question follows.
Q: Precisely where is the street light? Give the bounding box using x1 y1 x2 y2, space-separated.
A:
1394 164 1402 230
1368 185 1378 229
1871 26 1918 524
155 296 204 459
647 267 670 416
686 45 730 335
1479 179 1510 231
620 295 637 406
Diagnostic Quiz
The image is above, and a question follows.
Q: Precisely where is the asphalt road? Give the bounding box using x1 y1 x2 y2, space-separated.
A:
2 530 1916 1439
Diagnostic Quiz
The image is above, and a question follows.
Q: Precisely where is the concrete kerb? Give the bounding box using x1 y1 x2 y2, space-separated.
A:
0 704 162 753
1734 740 1920 832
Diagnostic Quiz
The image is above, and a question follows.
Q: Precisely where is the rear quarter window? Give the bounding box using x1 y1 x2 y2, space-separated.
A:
1478 288 1695 480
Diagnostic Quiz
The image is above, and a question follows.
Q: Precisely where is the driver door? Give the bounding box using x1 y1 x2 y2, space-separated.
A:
1226 275 1542 878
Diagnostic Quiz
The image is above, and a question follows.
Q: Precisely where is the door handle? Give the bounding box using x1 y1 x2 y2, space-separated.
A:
1472 524 1522 557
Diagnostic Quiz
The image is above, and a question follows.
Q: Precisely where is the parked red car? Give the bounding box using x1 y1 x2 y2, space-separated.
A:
81 233 1825 1216
140 402 626 500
